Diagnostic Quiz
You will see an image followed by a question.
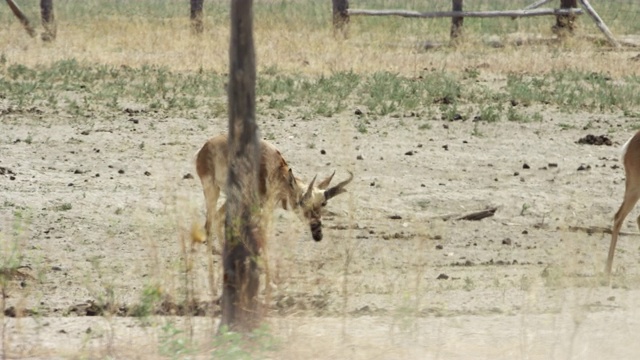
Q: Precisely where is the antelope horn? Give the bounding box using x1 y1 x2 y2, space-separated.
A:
317 171 336 190
302 175 317 203
324 171 353 200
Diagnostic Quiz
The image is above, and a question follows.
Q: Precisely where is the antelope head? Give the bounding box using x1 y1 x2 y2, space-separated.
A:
290 170 353 241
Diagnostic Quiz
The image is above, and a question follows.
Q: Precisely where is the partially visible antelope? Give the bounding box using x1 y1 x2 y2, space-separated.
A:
195 134 353 250
607 130 640 276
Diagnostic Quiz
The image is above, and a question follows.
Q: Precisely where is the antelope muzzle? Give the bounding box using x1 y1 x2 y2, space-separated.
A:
310 219 323 241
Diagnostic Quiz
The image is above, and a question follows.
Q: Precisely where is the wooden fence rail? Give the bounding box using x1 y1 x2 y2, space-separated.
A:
335 0 620 47
347 8 583 19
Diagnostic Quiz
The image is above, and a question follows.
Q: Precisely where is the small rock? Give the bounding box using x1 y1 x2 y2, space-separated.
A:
80 130 90 135
52 266 62 271
522 163 530 169
437 273 449 280
355 109 363 115
118 169 125 174
577 164 591 171
522 230 528 235
548 163 558 168
357 155 364 160
128 118 139 124
405 151 414 156
370 182 375 186
513 171 519 176
389 215 402 220
442 145 449 151
502 238 512 245
435 244 443 250
183 173 194 180
320 149 326 155
144 171 151 176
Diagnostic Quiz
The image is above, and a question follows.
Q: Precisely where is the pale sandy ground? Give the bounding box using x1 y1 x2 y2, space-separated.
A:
2 102 640 358
2 13 640 358
3 310 640 359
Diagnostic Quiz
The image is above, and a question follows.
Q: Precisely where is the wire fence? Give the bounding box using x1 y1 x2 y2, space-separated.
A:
2 1 638 36
348 0 640 34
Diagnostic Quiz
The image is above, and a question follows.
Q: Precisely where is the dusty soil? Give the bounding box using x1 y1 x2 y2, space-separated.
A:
2 74 640 358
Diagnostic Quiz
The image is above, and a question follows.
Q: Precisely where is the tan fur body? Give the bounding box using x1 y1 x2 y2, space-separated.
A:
196 134 352 248
607 130 640 276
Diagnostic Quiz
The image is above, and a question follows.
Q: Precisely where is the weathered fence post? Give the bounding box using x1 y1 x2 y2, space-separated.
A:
332 0 349 38
450 0 464 43
40 0 56 41
190 0 204 34
219 0 263 332
553 0 577 36
6 0 36 38
579 0 620 48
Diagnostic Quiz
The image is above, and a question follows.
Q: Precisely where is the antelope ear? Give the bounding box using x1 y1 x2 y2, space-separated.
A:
302 175 317 203
288 168 296 189
317 171 335 190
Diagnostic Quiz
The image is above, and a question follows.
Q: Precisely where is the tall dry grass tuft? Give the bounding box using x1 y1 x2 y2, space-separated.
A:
1 3 638 78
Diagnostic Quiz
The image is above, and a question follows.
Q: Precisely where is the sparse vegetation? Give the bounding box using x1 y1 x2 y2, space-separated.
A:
1 0 640 358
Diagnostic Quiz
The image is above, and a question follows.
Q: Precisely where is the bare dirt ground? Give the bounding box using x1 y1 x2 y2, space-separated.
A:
1 4 640 355
2 93 640 358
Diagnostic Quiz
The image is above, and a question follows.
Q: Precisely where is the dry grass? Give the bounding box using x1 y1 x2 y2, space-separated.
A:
1 2 638 77
2 1 640 359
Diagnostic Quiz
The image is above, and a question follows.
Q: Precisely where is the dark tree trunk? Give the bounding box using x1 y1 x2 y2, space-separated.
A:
332 0 349 38
190 0 204 34
553 0 578 36
219 0 262 332
40 0 56 41
6 0 36 37
450 0 464 43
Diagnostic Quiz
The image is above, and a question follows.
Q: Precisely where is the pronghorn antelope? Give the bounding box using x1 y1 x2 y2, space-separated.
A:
195 134 353 249
607 130 640 276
